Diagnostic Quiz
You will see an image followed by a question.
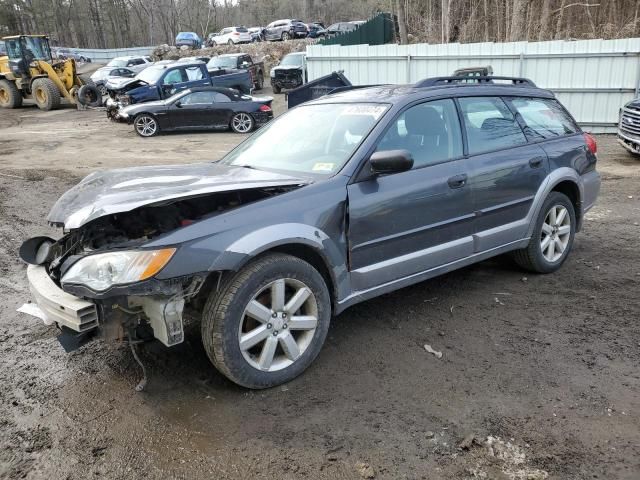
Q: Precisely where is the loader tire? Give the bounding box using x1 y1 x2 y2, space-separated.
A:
32 78 61 111
0 79 22 108
77 84 102 107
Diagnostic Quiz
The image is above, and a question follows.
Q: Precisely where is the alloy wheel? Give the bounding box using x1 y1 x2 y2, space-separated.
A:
232 113 253 133
134 115 157 137
238 278 318 372
540 205 571 262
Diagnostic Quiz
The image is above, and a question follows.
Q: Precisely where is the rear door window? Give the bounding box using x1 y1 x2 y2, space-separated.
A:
185 66 204 81
213 92 232 103
376 99 463 169
182 91 216 105
510 97 579 140
458 97 527 155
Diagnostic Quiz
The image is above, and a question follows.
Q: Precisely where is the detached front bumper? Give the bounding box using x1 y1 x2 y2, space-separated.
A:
27 265 98 332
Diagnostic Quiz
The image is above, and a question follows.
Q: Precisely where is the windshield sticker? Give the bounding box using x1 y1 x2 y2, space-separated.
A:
312 162 335 172
342 105 387 119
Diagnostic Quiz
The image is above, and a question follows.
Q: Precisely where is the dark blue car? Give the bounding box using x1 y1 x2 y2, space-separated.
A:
22 76 600 390
175 31 202 49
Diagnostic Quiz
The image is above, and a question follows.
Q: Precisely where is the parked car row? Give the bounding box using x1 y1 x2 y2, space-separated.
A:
201 19 365 47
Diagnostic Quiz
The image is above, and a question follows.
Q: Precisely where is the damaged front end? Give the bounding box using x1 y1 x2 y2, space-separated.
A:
20 163 307 352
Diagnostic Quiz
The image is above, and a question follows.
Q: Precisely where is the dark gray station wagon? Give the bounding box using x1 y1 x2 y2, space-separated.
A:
21 76 600 389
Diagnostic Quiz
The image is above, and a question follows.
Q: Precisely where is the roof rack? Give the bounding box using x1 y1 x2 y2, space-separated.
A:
415 76 536 88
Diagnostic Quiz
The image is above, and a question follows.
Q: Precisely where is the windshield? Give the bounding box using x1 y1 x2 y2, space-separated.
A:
107 58 127 67
280 54 304 67
222 103 389 177
208 56 237 69
136 66 164 84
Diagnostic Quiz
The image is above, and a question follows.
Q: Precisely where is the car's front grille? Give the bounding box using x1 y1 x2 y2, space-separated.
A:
620 107 640 137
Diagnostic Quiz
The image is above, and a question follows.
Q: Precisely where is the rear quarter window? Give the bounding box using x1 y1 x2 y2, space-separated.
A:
510 97 579 140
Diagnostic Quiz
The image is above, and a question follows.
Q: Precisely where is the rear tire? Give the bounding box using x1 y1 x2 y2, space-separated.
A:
31 78 61 111
272 84 281 94
77 84 102 107
256 72 264 90
228 39 234 45
282 32 290 41
230 112 255 133
512 192 576 273
0 79 22 108
201 253 331 389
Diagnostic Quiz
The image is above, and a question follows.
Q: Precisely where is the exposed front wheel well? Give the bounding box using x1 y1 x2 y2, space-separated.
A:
267 244 336 310
551 180 582 230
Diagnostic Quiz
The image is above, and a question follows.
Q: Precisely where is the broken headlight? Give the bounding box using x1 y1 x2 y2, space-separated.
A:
61 248 176 292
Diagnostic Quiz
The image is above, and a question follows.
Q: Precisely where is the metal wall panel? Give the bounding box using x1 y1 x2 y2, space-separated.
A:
306 38 640 132
68 46 156 63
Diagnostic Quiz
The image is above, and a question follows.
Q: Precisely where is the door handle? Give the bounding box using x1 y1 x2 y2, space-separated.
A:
529 157 544 168
447 173 468 189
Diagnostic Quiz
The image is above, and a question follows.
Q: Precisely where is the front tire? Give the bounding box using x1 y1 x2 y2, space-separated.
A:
0 79 22 108
133 114 160 137
31 78 61 111
272 84 281 94
201 253 331 389
230 112 255 133
255 72 264 90
512 192 576 273
282 32 290 41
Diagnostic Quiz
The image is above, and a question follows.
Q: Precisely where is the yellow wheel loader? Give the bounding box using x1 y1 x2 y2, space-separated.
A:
0 35 101 111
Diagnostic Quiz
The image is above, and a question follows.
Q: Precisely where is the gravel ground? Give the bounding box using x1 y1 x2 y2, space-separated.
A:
0 99 639 480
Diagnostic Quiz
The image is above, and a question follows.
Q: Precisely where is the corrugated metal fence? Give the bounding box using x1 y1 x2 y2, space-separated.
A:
306 38 640 132
319 13 395 47
69 46 155 63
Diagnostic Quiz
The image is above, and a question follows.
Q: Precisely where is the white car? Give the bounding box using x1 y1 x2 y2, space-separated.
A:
105 56 154 73
207 27 252 46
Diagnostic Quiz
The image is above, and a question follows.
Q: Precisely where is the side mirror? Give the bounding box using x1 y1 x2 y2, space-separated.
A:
240 61 250 68
369 150 413 175
175 101 182 108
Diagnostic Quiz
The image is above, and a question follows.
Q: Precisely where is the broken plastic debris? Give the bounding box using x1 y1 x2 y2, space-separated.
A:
424 344 443 359
17 303 54 325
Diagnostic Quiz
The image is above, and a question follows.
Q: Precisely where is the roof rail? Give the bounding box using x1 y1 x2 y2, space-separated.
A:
415 76 536 88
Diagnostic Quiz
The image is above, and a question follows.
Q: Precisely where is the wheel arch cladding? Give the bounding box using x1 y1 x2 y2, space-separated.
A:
551 179 582 231
203 223 348 308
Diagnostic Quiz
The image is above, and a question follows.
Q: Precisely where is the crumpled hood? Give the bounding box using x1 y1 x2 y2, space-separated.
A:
272 65 302 74
106 77 147 91
48 163 307 229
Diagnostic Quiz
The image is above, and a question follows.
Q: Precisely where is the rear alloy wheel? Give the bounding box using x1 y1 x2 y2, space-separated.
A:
134 114 159 137
31 78 61 111
201 253 331 388
0 79 22 108
230 112 255 133
282 32 290 41
228 39 234 45
98 84 108 96
512 192 576 273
